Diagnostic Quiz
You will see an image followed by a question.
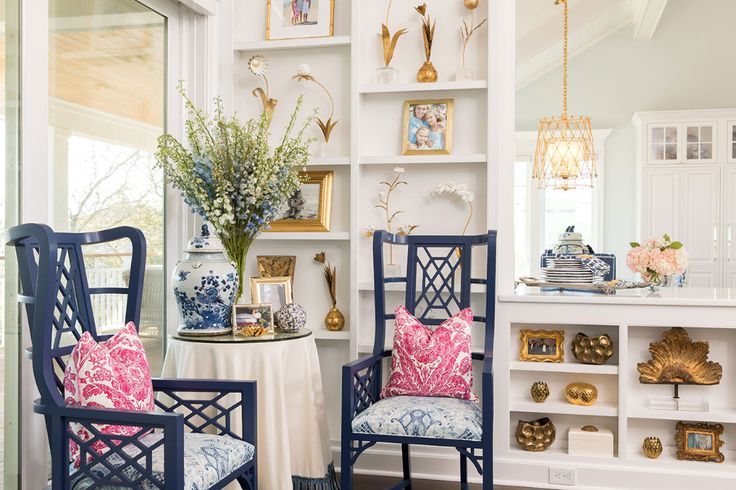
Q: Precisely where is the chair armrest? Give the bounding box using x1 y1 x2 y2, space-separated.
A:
35 401 185 490
342 352 388 425
152 378 257 446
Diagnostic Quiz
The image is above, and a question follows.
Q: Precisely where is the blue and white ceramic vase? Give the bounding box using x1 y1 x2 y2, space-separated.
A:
173 224 238 336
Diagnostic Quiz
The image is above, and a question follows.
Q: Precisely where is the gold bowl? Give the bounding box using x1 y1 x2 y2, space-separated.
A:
564 382 598 406
515 418 556 452
572 332 614 365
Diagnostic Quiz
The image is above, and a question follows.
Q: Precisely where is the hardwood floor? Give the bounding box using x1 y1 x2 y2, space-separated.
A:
347 474 530 489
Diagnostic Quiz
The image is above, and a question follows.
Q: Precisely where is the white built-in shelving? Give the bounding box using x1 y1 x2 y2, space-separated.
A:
359 80 487 94
358 154 487 165
258 232 350 241
510 399 619 417
233 35 351 53
509 360 619 375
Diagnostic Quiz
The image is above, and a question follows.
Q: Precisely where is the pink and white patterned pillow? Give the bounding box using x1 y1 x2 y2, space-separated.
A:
381 306 476 401
63 322 154 466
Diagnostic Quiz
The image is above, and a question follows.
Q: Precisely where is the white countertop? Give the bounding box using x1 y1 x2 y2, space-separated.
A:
499 286 736 307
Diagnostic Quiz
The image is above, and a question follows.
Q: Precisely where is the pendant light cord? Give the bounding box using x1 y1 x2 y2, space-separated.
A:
562 0 568 117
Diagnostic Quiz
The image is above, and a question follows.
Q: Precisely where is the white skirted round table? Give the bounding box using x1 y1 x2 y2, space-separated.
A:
161 329 336 490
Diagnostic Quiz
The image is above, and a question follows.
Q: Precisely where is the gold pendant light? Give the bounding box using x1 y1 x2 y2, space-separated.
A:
533 0 597 191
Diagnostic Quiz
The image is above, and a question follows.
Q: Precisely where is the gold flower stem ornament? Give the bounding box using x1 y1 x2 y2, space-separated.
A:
293 64 338 144
415 3 438 82
248 55 277 125
381 0 408 69
459 17 487 74
314 251 344 331
373 167 419 264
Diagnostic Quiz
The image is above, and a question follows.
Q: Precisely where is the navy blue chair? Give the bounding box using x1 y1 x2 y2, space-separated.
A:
6 223 257 490
341 231 497 489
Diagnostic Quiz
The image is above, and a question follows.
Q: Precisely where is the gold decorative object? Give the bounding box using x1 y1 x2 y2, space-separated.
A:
581 425 598 432
365 167 419 265
269 170 333 232
463 0 480 9
530 381 550 403
515 418 556 452
380 0 408 69
565 382 598 406
572 332 614 365
248 55 277 124
533 0 596 191
519 329 564 363
414 3 438 82
325 306 345 331
637 327 723 389
675 422 725 463
257 256 297 282
457 17 487 81
293 64 338 144
314 251 344 331
643 436 663 459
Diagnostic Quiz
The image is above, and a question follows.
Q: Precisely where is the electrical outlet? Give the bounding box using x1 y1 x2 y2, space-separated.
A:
549 467 576 485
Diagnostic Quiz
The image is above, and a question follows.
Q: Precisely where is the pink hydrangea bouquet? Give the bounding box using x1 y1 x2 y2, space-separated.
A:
626 234 688 284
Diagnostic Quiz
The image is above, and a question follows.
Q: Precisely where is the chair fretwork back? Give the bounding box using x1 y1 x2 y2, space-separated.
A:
372 231 497 357
7 224 146 407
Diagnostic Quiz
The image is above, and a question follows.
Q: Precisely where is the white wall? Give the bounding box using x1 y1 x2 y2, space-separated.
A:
516 0 736 276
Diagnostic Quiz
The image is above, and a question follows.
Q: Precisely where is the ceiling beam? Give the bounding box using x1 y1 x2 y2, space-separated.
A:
632 0 668 40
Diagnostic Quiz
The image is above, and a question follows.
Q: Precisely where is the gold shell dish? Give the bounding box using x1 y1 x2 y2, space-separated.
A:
643 436 663 459
637 327 723 385
564 382 598 406
515 418 556 452
572 332 614 365
530 381 550 403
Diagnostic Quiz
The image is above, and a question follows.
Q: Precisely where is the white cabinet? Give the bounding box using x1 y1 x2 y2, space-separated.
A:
635 110 736 287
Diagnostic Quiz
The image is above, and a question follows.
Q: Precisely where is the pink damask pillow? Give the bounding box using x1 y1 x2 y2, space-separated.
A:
63 322 154 466
381 306 476 401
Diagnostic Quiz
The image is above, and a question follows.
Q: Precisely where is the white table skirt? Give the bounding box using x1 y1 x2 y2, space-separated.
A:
161 333 334 490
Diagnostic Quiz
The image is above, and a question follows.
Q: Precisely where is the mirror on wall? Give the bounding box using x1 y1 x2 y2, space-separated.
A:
514 0 736 286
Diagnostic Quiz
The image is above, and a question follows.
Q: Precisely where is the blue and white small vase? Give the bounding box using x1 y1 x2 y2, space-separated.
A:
173 224 238 336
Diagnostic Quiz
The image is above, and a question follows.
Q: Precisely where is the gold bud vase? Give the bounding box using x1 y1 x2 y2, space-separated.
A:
417 60 438 83
643 436 663 459
464 0 480 9
564 382 598 406
325 306 345 331
530 381 550 403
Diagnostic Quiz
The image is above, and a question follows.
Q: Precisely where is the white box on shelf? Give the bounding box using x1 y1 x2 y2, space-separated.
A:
568 426 614 458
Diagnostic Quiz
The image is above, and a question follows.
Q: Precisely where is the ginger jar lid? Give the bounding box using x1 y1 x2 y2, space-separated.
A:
185 224 225 253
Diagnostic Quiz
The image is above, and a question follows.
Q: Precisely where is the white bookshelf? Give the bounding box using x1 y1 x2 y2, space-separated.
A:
233 35 351 52
509 360 619 375
359 80 487 94
358 153 487 165
258 232 351 241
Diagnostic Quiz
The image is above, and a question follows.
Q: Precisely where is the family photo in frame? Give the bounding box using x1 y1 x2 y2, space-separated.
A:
402 98 454 155
266 0 335 40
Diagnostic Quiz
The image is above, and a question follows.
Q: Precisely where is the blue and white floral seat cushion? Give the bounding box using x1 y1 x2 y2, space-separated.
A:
71 432 254 489
351 396 482 441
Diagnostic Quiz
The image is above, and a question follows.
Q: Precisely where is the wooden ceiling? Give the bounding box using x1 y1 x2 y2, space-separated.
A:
49 25 165 128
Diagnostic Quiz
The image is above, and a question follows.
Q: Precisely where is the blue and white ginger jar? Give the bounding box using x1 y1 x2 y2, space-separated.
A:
173 224 238 336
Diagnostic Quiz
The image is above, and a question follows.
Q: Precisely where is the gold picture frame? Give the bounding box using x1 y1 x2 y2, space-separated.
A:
519 329 565 363
675 422 725 463
250 276 293 313
232 303 274 335
269 170 333 232
257 255 297 282
266 0 335 41
401 98 454 156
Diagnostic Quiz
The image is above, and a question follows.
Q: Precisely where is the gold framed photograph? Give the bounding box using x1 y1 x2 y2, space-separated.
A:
250 276 293 313
266 0 335 41
268 170 333 232
519 329 565 363
232 304 274 335
675 422 725 463
257 255 297 282
402 98 454 155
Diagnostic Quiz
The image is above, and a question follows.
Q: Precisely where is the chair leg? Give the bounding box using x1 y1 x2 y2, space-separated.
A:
482 451 493 490
401 443 412 489
341 438 353 490
460 453 468 490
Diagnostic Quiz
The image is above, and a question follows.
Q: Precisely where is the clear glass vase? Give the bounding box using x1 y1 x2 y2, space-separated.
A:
376 66 399 84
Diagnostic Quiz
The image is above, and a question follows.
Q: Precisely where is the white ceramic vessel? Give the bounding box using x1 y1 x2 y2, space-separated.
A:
173 224 238 336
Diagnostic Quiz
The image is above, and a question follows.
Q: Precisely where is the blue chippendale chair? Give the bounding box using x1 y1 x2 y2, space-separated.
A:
6 223 257 490
341 231 497 489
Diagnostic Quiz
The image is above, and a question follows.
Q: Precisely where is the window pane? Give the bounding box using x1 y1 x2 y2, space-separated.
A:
49 0 166 374
514 159 531 277
544 188 594 252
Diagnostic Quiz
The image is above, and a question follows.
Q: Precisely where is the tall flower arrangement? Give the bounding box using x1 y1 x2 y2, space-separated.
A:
156 83 314 299
627 234 688 284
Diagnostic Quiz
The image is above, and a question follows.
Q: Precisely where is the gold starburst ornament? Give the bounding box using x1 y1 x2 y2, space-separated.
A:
248 55 277 124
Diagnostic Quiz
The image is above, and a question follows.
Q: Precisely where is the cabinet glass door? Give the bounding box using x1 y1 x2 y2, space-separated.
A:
728 121 736 163
684 123 716 163
648 125 679 163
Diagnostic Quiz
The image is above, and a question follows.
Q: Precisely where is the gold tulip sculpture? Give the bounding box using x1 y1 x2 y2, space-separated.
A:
415 3 438 82
293 64 338 144
248 55 277 124
381 0 408 69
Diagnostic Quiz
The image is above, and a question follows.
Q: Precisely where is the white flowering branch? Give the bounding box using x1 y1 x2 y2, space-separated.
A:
432 181 474 235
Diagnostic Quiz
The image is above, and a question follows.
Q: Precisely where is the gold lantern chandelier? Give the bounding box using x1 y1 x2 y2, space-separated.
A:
533 0 596 191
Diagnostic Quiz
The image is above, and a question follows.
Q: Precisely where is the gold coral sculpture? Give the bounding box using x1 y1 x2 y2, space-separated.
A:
637 327 723 386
